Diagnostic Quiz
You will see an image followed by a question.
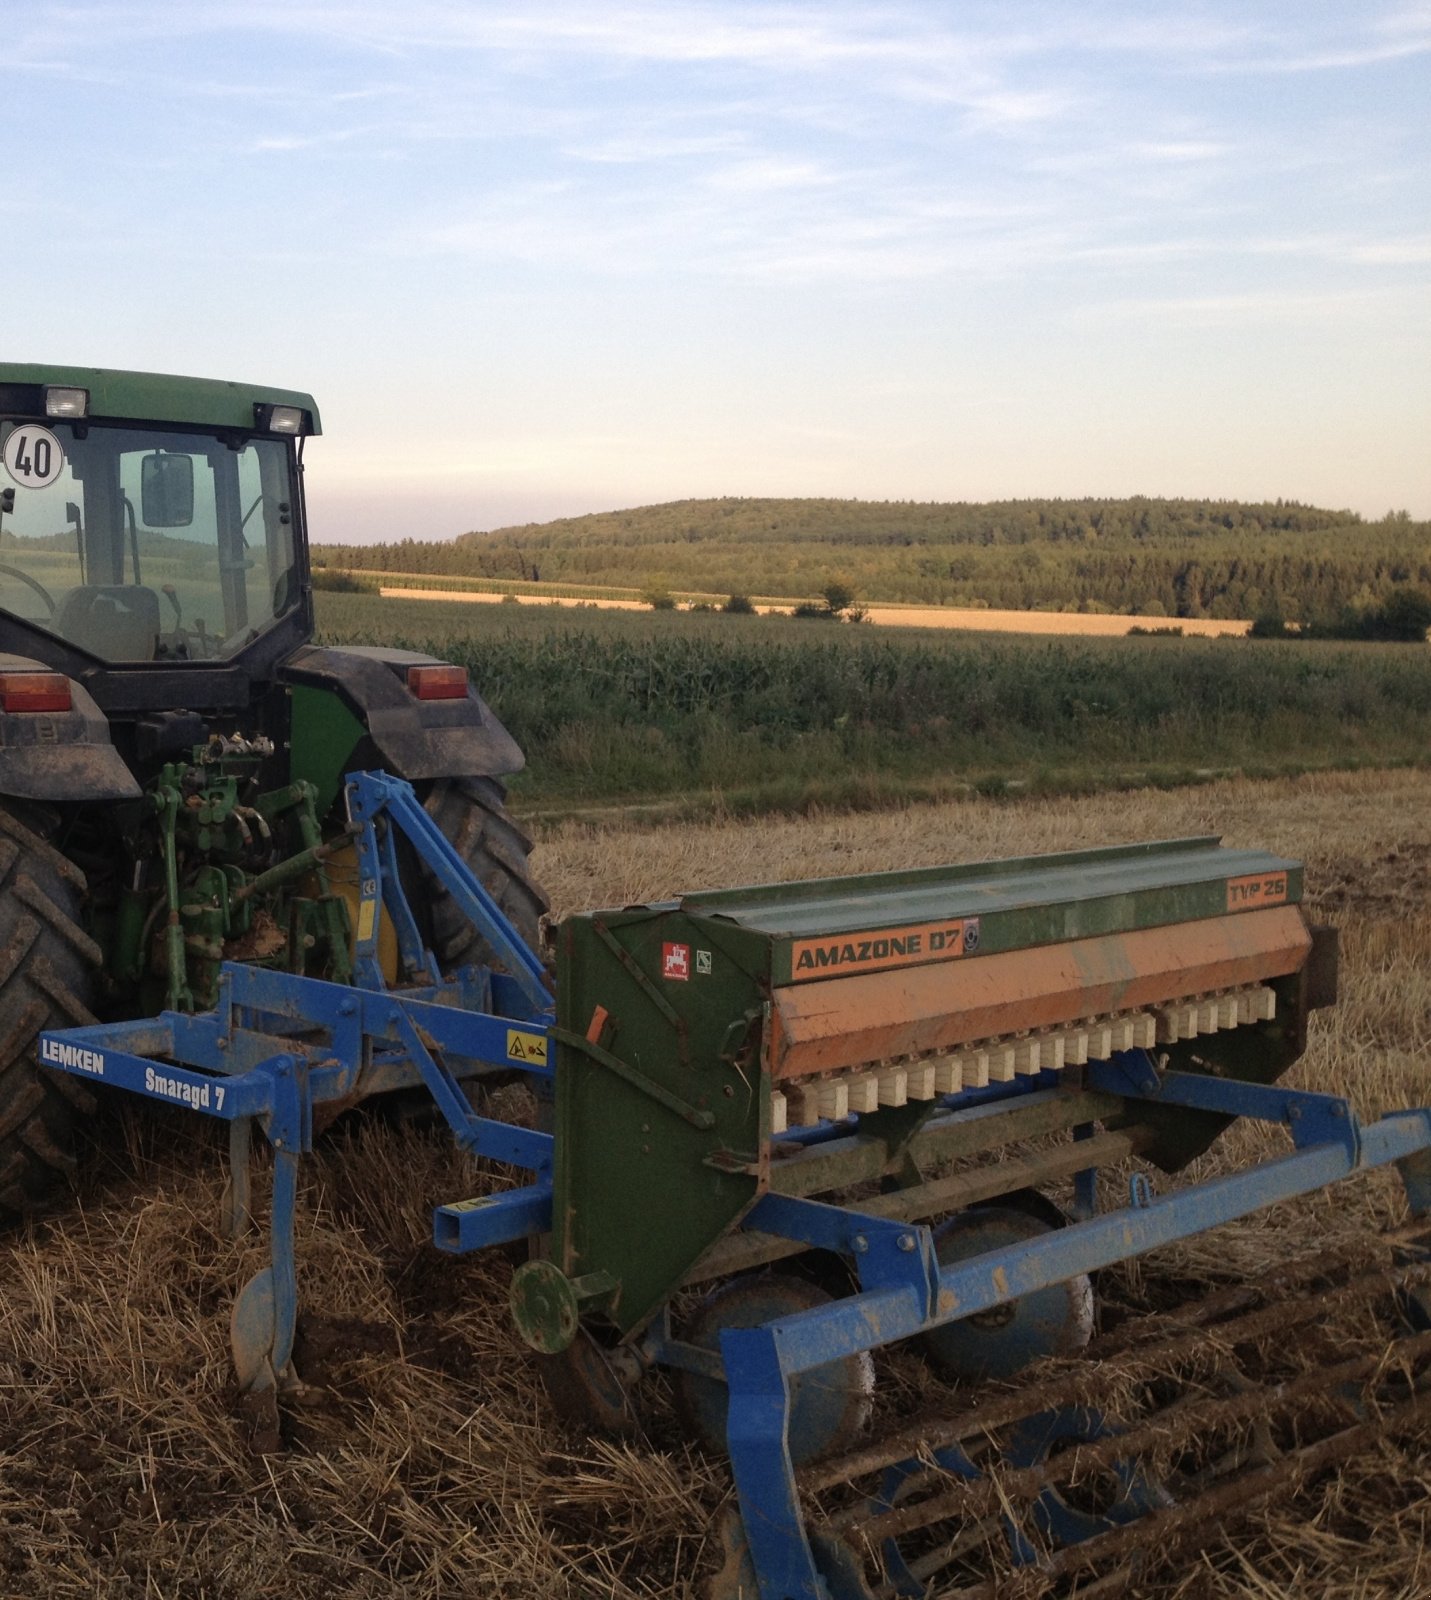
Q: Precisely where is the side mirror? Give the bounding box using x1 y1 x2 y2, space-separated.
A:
140 453 194 528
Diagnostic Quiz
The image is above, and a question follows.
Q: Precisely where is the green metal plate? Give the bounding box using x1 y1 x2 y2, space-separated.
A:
551 836 1308 1339
552 907 773 1338
677 837 1302 985
0 362 321 433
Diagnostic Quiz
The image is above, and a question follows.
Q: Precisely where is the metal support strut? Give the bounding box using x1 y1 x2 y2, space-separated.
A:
37 771 558 1392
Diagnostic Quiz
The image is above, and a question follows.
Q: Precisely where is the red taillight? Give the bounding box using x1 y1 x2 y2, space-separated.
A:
406 664 469 701
0 672 71 713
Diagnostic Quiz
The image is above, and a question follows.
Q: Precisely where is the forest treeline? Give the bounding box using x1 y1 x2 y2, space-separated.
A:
315 497 1430 621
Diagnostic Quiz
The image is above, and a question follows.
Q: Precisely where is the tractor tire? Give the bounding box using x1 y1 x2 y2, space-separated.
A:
0 807 102 1218
419 776 550 974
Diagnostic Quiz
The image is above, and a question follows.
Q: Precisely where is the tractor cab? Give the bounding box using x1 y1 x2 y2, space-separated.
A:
0 411 300 664
0 367 315 714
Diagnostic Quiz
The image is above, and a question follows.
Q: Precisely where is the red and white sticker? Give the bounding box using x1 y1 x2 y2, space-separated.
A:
3 425 66 490
662 941 691 981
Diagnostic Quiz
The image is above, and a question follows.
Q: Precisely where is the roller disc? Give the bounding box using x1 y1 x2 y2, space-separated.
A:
920 1206 1094 1382
704 1507 758 1600
869 1443 982 1597
1003 1406 1167 1552
676 1273 875 1467
540 1326 644 1435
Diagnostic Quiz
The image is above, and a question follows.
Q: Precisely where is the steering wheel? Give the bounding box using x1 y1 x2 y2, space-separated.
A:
0 565 56 618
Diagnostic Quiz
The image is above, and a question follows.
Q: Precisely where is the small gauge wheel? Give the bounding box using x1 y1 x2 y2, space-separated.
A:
920 1205 1095 1381
675 1272 874 1466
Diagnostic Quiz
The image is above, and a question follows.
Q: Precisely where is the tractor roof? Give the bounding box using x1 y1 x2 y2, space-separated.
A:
0 363 321 435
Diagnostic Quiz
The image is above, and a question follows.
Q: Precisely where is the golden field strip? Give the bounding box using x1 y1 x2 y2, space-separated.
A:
0 769 1425 1598
375 581 1250 637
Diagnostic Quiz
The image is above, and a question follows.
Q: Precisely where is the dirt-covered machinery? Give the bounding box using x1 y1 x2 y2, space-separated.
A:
37 785 1431 1598
0 364 545 1212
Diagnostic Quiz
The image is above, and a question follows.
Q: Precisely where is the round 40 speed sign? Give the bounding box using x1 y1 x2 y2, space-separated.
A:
3 425 67 490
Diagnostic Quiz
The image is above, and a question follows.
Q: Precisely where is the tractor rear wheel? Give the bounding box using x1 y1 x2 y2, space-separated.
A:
419 776 549 972
0 807 101 1218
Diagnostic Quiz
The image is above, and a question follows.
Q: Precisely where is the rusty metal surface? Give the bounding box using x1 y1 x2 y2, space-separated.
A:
769 906 1312 1079
767 1088 1127 1200
686 1126 1148 1286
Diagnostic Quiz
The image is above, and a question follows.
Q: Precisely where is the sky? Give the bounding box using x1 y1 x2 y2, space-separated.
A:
4 2 1429 542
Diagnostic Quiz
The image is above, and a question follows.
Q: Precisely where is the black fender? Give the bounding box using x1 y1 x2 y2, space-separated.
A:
281 644 524 810
0 654 140 802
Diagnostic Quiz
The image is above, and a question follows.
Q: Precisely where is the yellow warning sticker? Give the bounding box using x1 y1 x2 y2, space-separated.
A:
357 899 376 943
506 1029 548 1066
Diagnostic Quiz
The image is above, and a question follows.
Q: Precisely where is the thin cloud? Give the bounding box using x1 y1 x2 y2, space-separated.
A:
566 131 750 165
1135 141 1228 163
703 157 838 194
1077 286 1419 328
1340 238 1431 265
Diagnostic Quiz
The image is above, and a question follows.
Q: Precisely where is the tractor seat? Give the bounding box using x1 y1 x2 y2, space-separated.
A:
54 585 162 661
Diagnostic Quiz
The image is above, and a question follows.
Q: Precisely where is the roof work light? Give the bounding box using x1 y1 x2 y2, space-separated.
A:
254 403 310 435
44 387 89 419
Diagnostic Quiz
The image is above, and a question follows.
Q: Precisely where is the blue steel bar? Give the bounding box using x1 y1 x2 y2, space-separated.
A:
721 1324 820 1600
745 1192 940 1310
347 771 552 1013
40 963 554 1142
434 1184 554 1251
1089 1058 1360 1155
1346 1107 1431 1167
40 1028 278 1120
729 1093 1431 1383
742 1139 1353 1377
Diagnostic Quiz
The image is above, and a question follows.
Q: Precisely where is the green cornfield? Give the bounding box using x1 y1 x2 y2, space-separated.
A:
316 593 1431 813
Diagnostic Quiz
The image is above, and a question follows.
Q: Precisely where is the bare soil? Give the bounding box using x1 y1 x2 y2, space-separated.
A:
0 769 1427 1597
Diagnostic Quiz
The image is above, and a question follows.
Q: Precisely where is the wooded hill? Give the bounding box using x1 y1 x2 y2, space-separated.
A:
316 497 1430 621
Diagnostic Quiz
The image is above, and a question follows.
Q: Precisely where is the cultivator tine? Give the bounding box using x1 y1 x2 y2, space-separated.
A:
40 770 558 1428
229 1056 304 1395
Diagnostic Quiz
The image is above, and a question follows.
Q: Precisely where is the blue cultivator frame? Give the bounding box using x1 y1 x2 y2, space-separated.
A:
686 1056 1431 1600
39 771 558 1390
34 773 1431 1600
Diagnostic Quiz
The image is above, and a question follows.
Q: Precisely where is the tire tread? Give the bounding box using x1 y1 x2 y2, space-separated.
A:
0 808 98 1217
421 777 549 972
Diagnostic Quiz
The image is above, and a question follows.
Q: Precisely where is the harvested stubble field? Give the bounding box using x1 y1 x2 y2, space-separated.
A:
1 769 1429 1598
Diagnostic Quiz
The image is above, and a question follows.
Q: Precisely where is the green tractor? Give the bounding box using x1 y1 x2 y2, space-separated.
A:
0 363 545 1213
